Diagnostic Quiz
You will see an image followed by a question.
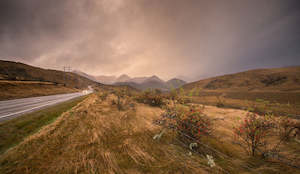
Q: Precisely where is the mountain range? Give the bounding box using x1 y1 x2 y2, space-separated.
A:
73 71 186 91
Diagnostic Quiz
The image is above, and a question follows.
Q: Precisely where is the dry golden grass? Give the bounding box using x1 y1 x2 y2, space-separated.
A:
188 94 300 116
0 90 299 174
0 92 210 174
181 66 300 116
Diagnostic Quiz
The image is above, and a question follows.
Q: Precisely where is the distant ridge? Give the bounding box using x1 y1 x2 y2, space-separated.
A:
113 75 186 90
74 72 187 91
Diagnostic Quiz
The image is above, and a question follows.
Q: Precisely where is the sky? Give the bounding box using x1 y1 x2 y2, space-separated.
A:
0 0 299 82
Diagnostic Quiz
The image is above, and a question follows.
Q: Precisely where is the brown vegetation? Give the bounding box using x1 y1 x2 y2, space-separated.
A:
0 92 209 173
181 66 300 116
0 80 78 100
0 60 102 89
0 88 299 173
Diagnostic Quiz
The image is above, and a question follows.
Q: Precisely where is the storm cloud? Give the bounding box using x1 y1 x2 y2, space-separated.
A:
0 0 299 81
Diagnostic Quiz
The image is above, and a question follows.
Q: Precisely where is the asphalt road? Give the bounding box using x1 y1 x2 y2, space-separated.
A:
0 91 92 122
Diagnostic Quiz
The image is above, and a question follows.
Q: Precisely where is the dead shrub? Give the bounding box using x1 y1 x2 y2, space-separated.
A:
277 117 300 141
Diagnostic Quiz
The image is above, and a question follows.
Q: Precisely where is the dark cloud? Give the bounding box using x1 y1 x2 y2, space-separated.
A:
0 0 299 81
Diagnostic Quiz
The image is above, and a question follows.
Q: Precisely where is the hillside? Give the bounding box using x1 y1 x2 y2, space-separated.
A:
167 78 187 89
0 60 102 89
183 66 300 92
72 70 98 82
0 60 104 100
182 66 300 115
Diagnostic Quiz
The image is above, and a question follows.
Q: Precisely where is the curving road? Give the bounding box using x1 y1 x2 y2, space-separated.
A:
0 90 92 122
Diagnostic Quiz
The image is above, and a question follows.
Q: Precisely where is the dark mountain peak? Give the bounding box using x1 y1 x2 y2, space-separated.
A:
119 74 130 78
167 78 186 83
166 78 186 88
117 74 131 82
148 75 164 82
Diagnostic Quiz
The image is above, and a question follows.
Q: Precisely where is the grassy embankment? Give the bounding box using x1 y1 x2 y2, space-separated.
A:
0 96 87 155
0 80 79 101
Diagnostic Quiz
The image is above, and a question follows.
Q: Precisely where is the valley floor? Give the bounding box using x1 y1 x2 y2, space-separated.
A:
0 92 299 173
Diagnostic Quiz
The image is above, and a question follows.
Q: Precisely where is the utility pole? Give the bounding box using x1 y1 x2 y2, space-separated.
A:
63 66 71 86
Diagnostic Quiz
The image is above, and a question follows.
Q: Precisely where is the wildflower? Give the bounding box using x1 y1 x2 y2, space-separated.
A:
206 155 216 167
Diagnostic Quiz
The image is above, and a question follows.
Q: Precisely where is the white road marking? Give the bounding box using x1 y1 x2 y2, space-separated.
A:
0 90 93 120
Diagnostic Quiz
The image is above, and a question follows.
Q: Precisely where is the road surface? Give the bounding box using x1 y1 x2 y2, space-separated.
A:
0 90 92 122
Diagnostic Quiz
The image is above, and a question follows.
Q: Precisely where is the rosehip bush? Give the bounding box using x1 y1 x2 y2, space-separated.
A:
161 106 213 142
177 108 213 141
233 112 274 156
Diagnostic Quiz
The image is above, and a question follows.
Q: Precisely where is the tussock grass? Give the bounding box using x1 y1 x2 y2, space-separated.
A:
189 94 300 116
0 92 210 174
0 91 299 173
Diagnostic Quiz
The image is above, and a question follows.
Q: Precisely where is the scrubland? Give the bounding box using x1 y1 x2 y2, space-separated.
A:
0 88 299 174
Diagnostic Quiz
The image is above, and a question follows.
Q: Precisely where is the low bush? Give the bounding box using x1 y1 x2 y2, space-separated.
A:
112 89 128 111
233 112 274 156
234 111 300 158
176 107 213 141
99 91 108 101
216 102 225 108
216 95 226 108
135 90 165 107
277 117 300 141
161 105 213 142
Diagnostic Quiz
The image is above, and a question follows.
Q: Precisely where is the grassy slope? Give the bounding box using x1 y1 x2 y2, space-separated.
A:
0 92 299 173
0 96 87 155
0 60 102 89
183 66 300 92
182 66 300 116
0 60 105 100
0 93 208 174
0 81 79 100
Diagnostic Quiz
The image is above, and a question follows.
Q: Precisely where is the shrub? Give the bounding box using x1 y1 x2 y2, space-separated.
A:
112 89 128 111
277 117 300 141
161 106 213 142
216 102 225 108
169 88 178 100
136 90 165 107
99 91 108 101
233 112 274 156
216 94 225 108
176 107 213 141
